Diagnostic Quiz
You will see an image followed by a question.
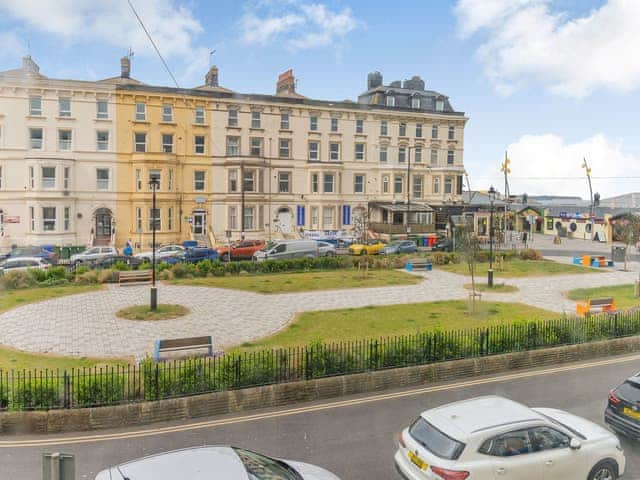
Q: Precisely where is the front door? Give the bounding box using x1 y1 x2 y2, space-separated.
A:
95 211 111 238
193 212 206 235
278 209 292 234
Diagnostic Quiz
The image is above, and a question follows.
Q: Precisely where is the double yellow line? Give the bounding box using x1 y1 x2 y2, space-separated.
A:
2 353 638 448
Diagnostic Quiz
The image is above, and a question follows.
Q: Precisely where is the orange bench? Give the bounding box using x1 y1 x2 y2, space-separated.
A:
576 297 616 316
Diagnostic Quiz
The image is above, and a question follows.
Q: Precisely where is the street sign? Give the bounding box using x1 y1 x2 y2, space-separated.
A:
225 230 232 238
4 216 20 223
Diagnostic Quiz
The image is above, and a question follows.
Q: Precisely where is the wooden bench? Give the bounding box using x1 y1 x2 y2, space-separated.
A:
118 270 152 286
154 335 215 361
576 297 616 316
405 259 433 272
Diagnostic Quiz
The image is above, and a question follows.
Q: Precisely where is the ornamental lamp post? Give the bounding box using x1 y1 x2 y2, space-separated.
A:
488 185 496 288
149 176 160 310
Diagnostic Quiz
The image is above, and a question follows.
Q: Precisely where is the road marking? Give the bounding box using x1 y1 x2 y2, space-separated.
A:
2 353 639 448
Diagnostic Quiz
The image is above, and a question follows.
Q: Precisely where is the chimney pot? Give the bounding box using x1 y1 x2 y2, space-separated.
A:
276 69 296 95
120 56 131 78
205 66 219 87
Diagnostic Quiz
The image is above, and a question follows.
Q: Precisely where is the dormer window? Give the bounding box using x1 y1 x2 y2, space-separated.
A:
411 96 421 109
435 99 444 112
386 95 395 107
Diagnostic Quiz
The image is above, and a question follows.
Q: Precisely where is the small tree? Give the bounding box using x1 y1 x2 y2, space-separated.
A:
613 214 640 272
456 224 481 313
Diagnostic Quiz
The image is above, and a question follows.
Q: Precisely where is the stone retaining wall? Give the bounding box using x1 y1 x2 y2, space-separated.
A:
2 336 639 434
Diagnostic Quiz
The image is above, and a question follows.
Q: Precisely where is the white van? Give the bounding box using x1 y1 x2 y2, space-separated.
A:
253 240 319 262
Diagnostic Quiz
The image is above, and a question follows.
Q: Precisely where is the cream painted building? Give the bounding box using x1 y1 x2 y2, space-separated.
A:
0 56 125 249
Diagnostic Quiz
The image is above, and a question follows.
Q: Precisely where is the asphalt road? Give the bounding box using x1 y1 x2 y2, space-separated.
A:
3 354 640 480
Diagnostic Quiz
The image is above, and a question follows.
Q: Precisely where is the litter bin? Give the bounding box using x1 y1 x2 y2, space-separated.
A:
612 246 626 263
422 237 427 247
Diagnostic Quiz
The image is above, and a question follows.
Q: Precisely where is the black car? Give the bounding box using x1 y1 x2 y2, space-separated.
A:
431 237 453 252
605 373 640 438
92 255 145 269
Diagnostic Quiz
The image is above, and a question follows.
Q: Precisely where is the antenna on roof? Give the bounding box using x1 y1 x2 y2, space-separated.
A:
209 49 216 66
127 47 134 58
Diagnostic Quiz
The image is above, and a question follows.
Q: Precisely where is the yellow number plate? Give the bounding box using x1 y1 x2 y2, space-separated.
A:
408 451 428 471
623 407 640 420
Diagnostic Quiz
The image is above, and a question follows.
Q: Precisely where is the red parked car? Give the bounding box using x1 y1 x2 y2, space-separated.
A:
217 240 265 261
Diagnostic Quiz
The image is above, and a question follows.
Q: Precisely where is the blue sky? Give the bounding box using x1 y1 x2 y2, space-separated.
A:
1 0 639 199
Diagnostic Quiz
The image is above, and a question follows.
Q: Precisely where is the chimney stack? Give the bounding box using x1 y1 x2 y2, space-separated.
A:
205 65 219 87
120 56 131 78
21 55 40 75
276 69 296 95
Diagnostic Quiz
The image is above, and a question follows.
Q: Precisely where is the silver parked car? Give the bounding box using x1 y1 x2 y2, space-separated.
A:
95 445 341 480
135 244 185 263
316 241 337 256
70 246 118 265
0 256 50 274
381 240 417 255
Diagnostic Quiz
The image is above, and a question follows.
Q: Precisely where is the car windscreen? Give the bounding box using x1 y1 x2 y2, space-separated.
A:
233 448 302 480
409 417 465 460
617 380 640 402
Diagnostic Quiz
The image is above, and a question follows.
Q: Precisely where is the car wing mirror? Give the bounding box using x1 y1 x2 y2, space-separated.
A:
569 438 581 450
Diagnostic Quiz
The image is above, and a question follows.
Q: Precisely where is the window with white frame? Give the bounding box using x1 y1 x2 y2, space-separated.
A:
386 95 395 107
251 111 261 129
96 168 109 190
96 131 109 151
380 121 388 136
379 146 388 163
433 177 440 194
64 167 70 190
58 97 71 117
195 106 205 124
162 104 173 122
42 207 56 231
29 166 35 189
322 207 334 228
226 136 240 156
168 207 173 231
162 134 174 153
398 147 406 163
431 149 438 165
413 175 423 198
229 206 237 230
194 135 205 154
355 143 365 161
415 212 432 224
96 100 108 119
250 137 263 156
149 208 161 231
331 117 338 132
399 123 407 137
280 113 290 130
134 132 146 152
382 175 389 193
29 206 35 231
323 173 335 193
311 206 319 227
329 142 340 162
416 123 423 138
64 207 70 231
194 170 205 191
354 174 365 194
310 115 318 131
279 138 291 158
394 175 403 194
448 126 455 140
228 109 238 127
444 177 453 194
311 173 319 193
278 172 291 193
243 170 255 192
415 146 422 163
135 169 142 191
447 150 455 165
29 128 43 149
356 118 364 134
135 102 146 121
308 141 319 162
41 167 56 189
149 169 161 190
229 170 238 192
432 124 439 139
58 130 72 150
135 207 142 232
411 97 420 109
243 207 254 230
29 96 42 116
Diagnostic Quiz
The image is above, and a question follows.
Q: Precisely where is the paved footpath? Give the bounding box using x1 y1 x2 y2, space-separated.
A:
0 261 637 360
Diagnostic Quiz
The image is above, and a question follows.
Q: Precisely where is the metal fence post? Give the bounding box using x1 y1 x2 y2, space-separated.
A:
42 452 75 480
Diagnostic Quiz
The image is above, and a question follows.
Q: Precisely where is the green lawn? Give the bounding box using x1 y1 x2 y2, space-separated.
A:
0 284 131 370
171 269 421 293
235 300 558 351
567 284 640 310
439 259 598 278
464 283 519 293
116 303 190 321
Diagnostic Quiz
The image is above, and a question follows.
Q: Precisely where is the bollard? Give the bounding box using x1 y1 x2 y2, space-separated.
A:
42 453 75 480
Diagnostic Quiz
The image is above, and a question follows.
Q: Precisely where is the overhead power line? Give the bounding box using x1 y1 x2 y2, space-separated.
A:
127 0 180 88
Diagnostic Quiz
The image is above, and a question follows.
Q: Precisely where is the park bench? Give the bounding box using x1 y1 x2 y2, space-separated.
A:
118 270 152 286
154 335 216 361
576 297 616 316
405 259 433 272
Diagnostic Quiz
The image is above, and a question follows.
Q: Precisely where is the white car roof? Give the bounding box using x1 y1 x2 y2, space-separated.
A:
423 396 544 439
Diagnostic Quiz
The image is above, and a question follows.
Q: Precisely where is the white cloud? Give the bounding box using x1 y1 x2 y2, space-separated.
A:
0 0 203 61
473 133 640 198
454 0 640 98
239 1 360 51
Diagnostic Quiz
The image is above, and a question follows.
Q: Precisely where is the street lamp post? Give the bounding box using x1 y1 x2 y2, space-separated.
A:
149 176 160 310
488 185 496 288
406 145 412 237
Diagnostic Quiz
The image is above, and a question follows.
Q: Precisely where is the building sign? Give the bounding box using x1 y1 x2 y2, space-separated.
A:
304 230 353 240
195 196 206 204
4 216 20 223
342 205 351 225
296 205 305 226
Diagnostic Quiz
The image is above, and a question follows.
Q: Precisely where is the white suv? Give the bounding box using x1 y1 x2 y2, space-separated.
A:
395 396 625 480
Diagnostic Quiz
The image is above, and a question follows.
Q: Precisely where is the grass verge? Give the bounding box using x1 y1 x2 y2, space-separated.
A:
464 283 519 293
116 304 190 321
567 284 640 310
439 259 598 278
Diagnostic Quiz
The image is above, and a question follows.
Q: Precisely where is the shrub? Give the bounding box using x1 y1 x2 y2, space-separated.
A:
139 262 152 271
519 248 543 261
111 261 131 271
0 271 37 290
11 377 60 410
74 374 126 407
75 265 89 275
158 269 174 281
98 269 118 283
46 266 68 280
28 268 48 283
77 270 99 284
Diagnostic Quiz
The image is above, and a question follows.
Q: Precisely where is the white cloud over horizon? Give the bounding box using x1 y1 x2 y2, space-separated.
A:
239 1 360 51
472 133 640 199
454 0 640 98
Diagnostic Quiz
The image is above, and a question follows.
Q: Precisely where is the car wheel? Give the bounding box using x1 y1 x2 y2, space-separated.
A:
221 253 230 262
326 251 336 256
588 460 618 480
